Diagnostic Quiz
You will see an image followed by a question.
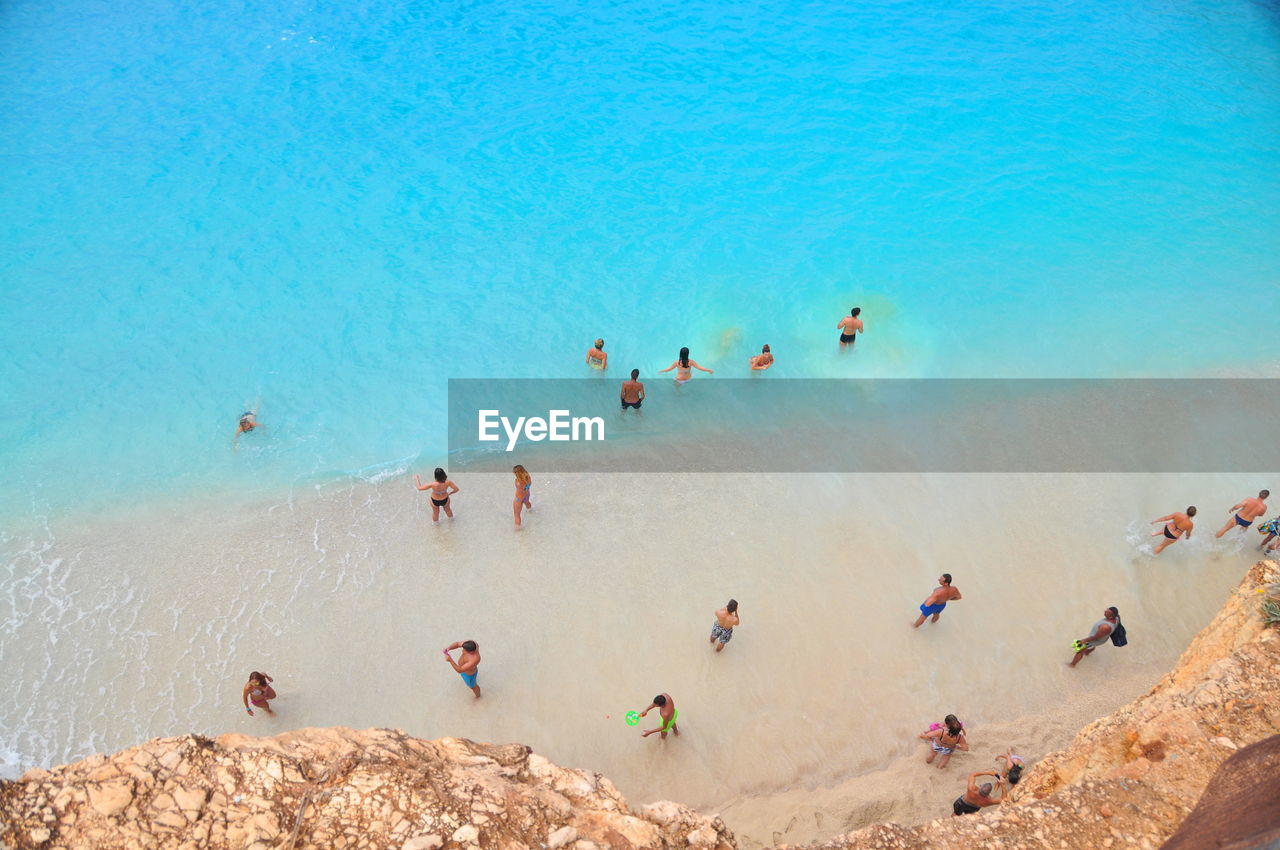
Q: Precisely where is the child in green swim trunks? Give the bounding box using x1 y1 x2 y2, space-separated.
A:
639 693 679 740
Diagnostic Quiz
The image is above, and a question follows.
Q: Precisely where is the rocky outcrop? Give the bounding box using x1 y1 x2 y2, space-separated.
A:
789 558 1280 849
3 561 1278 850
0 730 735 850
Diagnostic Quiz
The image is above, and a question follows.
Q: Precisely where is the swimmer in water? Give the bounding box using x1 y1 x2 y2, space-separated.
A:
513 464 532 528
242 671 276 717
1215 489 1269 539
659 347 712 383
586 338 608 370
749 344 774 370
621 369 645 412
837 307 864 349
415 467 459 522
233 410 262 447
1151 506 1196 555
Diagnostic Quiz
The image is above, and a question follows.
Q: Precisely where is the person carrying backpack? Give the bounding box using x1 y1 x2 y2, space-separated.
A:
1068 607 1124 668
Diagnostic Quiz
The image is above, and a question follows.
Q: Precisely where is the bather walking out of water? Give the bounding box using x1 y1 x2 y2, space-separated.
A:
919 714 968 768
709 599 739 652
242 672 276 716
1215 489 1269 539
659 347 712 383
1151 506 1195 554
913 573 961 628
443 640 481 698
639 693 679 739
512 465 532 528
415 468 459 522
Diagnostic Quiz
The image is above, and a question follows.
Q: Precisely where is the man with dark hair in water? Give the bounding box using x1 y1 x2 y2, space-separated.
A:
1215 490 1269 538
913 573 961 628
953 770 1003 815
1151 506 1196 555
621 369 644 411
1068 607 1118 668
443 640 481 698
710 599 740 652
836 307 864 348
639 693 679 739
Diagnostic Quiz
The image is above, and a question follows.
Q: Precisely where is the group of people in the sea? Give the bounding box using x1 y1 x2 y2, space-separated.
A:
229 307 1277 821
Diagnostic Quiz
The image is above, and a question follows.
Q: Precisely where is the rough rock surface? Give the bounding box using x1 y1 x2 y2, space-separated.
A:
0 730 735 850
3 560 1277 850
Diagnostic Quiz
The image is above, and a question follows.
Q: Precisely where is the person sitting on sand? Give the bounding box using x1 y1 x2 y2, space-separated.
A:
233 410 263 447
415 468 459 522
1151 507 1195 555
1215 490 1269 539
1068 607 1119 668
913 573 961 628
953 770 1003 815
443 640 481 698
639 693 679 740
919 714 968 769
586 339 608 370
242 672 276 717
749 344 773 370
837 307 864 348
512 465 532 527
996 750 1026 785
659 347 712 383
621 370 645 411
709 599 740 653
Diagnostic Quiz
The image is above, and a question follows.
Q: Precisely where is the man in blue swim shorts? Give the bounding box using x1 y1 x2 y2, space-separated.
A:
443 639 481 699
913 574 962 628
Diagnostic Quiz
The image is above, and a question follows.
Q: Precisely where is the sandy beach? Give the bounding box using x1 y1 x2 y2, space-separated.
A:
1 470 1267 845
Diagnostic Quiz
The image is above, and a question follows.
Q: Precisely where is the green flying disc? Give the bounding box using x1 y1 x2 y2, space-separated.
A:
625 711 640 726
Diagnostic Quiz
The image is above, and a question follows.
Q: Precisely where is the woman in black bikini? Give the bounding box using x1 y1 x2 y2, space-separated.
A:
415 467 459 522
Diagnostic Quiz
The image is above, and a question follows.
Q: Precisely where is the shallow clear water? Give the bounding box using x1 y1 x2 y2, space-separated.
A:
3 0 1280 513
1 0 1279 836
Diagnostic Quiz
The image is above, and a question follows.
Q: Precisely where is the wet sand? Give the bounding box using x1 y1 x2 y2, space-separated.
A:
0 472 1267 844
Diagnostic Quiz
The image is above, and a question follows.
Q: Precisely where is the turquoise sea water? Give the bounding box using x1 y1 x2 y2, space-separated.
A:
3 0 1279 514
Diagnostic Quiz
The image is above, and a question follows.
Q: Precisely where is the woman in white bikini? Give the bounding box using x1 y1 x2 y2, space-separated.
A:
659 347 713 383
415 467 459 522
242 672 276 717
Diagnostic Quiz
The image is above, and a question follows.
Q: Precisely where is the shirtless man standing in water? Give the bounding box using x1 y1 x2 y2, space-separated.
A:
1151 506 1196 554
836 307 864 348
913 574 962 628
621 369 645 411
709 599 740 652
443 640 481 698
639 693 679 739
1215 490 1269 538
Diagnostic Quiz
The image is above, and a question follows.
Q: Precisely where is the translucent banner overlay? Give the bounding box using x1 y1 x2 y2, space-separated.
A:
447 379 1280 473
